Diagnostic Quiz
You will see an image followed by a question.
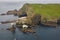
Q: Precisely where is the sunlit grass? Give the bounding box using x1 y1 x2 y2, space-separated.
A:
27 4 60 20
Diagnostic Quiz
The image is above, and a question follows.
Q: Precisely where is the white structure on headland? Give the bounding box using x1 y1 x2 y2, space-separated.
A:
22 24 28 29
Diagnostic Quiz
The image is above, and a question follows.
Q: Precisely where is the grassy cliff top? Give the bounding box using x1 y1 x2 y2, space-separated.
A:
21 4 60 20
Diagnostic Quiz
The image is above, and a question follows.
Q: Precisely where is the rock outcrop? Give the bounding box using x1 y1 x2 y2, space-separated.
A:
57 18 60 25
7 9 17 15
21 29 36 33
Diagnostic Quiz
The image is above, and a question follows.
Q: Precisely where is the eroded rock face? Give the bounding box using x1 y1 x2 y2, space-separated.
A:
18 12 27 17
16 13 41 26
31 14 41 25
7 9 18 15
43 21 57 27
57 18 60 25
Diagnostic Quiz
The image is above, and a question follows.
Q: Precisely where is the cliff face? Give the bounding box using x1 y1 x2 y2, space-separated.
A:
19 4 34 17
14 4 41 25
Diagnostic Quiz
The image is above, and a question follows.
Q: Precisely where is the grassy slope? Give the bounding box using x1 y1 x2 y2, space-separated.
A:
24 4 60 20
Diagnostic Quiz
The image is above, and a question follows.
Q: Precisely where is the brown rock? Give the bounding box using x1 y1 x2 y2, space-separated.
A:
57 18 60 25
21 29 36 33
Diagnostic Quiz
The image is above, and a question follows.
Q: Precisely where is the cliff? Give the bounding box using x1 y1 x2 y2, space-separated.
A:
7 4 60 20
20 4 60 20
17 4 60 26
7 3 60 26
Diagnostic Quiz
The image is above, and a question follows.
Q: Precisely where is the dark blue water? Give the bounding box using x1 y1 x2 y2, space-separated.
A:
0 15 18 40
16 25 60 40
0 15 60 40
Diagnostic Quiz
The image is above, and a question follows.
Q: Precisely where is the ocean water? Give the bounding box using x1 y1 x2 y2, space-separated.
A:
0 2 24 14
0 2 60 40
0 15 18 40
16 25 60 40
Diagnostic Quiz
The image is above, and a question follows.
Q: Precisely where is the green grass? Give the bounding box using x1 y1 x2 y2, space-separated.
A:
23 4 60 20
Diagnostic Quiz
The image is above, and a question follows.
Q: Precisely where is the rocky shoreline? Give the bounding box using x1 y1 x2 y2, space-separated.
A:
0 12 60 28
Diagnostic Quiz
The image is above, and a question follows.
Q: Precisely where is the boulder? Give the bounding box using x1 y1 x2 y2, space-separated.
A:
18 12 27 17
21 29 36 33
7 26 16 32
